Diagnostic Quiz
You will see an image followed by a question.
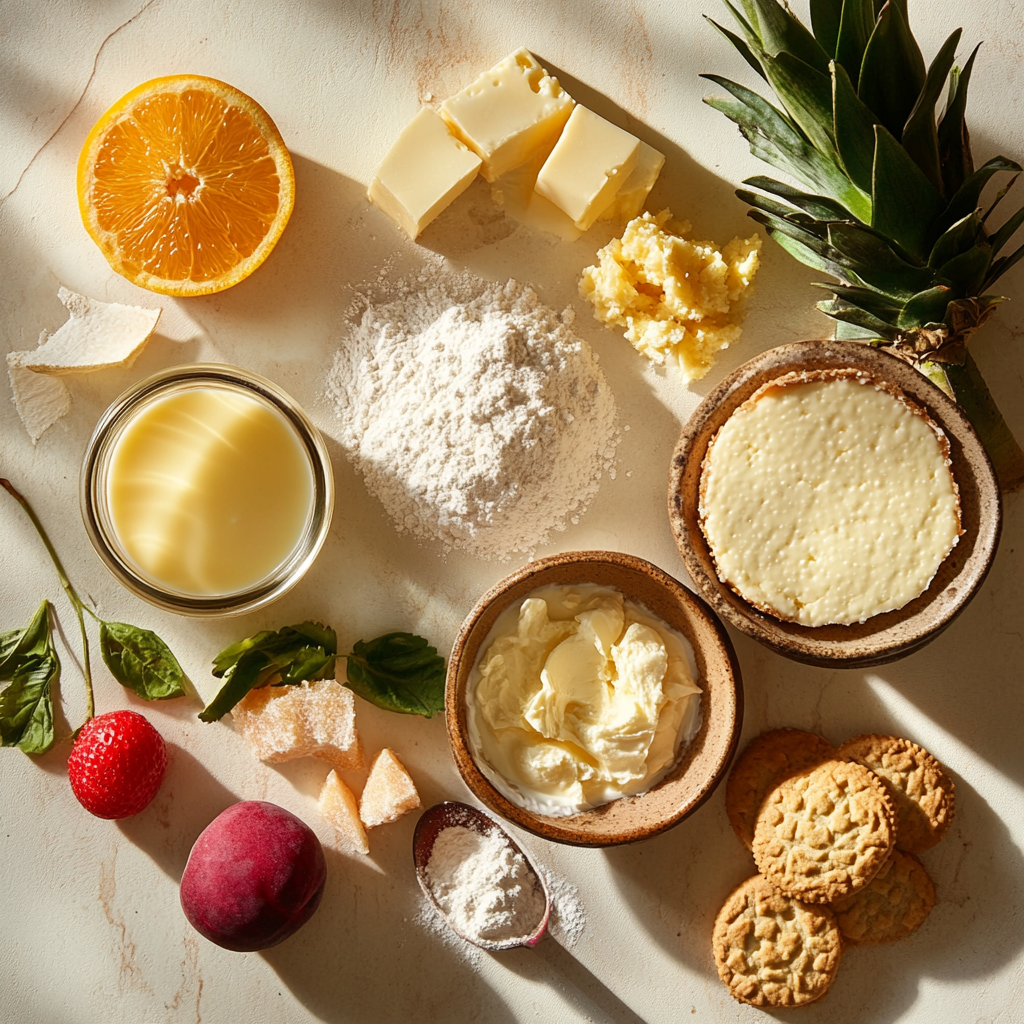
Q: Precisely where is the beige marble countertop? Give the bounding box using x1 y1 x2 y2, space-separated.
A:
2 1 1023 1021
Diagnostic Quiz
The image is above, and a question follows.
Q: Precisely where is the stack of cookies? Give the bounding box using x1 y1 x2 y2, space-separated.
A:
712 729 956 1008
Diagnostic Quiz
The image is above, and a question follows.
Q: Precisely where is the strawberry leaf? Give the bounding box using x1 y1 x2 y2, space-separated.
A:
0 601 59 755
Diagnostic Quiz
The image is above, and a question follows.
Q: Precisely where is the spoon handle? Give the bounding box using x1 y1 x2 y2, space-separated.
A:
531 935 649 1024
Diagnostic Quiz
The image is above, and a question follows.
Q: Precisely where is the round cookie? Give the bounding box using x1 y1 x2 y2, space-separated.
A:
753 758 896 903
712 875 842 1008
726 729 836 849
831 850 936 945
838 734 955 854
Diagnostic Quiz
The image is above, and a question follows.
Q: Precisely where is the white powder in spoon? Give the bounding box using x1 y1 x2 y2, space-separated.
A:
425 825 547 944
328 267 618 560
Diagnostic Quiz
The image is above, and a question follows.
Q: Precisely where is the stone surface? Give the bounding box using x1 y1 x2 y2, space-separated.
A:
1 1 1022 1022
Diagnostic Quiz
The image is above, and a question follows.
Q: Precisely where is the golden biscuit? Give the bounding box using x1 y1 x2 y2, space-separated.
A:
753 759 896 903
712 875 842 1007
838 734 955 854
726 729 836 849
832 850 936 945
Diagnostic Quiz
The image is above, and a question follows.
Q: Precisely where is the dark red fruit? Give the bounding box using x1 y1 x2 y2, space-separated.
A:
67 709 168 819
180 800 327 952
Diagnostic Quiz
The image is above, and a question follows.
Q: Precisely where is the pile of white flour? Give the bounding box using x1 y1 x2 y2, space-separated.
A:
425 825 547 944
328 267 618 560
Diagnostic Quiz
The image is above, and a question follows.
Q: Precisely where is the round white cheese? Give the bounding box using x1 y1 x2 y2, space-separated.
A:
698 372 961 627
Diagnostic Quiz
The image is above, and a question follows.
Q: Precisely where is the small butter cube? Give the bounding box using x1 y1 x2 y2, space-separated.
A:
359 748 421 828
535 105 640 230
599 141 665 222
368 107 482 239
440 48 574 182
319 769 370 855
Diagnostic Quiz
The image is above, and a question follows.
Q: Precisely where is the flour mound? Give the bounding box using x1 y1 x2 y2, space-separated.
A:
329 271 618 560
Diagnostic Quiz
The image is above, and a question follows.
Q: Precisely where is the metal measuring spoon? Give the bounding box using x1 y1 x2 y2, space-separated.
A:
413 801 551 951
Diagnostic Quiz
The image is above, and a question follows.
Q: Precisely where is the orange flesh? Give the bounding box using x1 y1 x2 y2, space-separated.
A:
87 89 282 284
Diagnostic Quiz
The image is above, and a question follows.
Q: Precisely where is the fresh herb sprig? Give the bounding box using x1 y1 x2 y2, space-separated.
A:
200 623 445 721
1 479 186 754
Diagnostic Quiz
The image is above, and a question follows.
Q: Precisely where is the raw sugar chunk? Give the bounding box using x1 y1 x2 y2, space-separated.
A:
232 678 364 771
319 770 369 855
359 748 421 827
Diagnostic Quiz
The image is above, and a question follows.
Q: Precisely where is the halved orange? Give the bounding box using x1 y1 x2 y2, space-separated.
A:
77 75 295 296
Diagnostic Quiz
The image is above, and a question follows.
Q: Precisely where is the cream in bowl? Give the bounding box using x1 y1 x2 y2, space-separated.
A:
82 364 333 615
467 583 703 816
699 368 962 627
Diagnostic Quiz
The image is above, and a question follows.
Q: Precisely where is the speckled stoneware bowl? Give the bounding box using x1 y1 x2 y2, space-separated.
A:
668 340 1002 668
446 550 743 847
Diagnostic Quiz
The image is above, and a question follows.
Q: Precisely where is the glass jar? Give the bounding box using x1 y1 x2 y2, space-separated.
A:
81 363 334 616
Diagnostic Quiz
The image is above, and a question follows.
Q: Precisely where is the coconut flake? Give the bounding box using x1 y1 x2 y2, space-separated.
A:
7 352 72 443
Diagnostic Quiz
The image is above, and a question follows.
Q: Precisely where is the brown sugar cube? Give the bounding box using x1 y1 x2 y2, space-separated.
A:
319 769 370 855
359 748 421 828
231 678 364 771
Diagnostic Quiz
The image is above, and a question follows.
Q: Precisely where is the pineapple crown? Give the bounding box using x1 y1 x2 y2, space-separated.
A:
703 0 1024 362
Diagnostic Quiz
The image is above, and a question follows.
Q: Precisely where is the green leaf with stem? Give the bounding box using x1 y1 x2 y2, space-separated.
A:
343 633 445 718
0 601 59 754
99 622 185 701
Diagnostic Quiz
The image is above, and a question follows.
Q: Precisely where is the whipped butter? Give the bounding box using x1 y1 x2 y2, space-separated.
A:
467 584 703 816
699 371 962 626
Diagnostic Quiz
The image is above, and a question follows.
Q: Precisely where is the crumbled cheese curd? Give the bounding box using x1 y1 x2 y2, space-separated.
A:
580 210 761 380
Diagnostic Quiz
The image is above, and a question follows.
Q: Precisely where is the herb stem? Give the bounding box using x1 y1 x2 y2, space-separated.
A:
2 479 94 722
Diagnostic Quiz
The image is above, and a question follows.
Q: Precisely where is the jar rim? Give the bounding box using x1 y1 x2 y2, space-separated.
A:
80 363 334 617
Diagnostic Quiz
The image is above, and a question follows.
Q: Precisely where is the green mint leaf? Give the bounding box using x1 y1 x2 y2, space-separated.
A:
343 632 445 718
99 621 186 701
200 622 337 723
0 601 59 754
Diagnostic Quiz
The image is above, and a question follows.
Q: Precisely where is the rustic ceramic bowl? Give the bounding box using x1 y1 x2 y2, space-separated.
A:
668 340 1002 668
446 551 743 847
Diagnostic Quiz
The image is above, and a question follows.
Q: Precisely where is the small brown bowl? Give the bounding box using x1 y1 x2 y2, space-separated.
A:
445 551 743 847
668 341 1002 668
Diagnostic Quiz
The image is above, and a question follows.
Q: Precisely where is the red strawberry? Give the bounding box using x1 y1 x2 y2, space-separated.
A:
68 710 168 819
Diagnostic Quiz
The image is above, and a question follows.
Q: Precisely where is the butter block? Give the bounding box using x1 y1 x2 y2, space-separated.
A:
368 107 482 239
534 105 640 230
440 48 574 182
599 141 665 222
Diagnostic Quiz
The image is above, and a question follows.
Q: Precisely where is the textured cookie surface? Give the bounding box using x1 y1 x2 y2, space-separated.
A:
712 875 842 1007
753 759 895 903
838 734 955 854
726 729 836 849
832 850 936 945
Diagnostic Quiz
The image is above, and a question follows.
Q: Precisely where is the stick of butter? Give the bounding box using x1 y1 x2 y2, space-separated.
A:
367 107 482 239
534 105 640 230
440 48 574 182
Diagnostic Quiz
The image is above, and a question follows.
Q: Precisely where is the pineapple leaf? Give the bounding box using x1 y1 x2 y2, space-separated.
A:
809 0 843 58
941 155 1022 227
858 1 926 139
935 246 990 297
767 227 851 277
703 75 872 220
989 206 1024 258
737 188 824 232
747 208 841 260
817 296 897 334
937 44 980 196
743 175 852 219
834 0 875 83
742 0 832 74
827 221 934 298
872 124 945 260
982 172 1022 222
902 29 962 193
832 60 880 194
984 241 1024 292
817 281 905 317
898 286 952 329
928 212 985 268
760 50 837 157
705 17 768 81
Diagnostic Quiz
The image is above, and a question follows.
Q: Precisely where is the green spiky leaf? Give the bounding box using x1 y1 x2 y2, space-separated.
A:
744 175 853 219
872 124 945 260
742 0 832 72
940 156 1022 228
817 296 896 333
834 0 876 82
937 45 980 196
858 0 926 138
815 280 904 317
898 286 952 329
935 245 991 296
832 59 880 194
761 50 837 156
902 29 962 192
705 16 768 80
767 227 851 276
928 212 985 268
988 206 1024 258
810 0 843 58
